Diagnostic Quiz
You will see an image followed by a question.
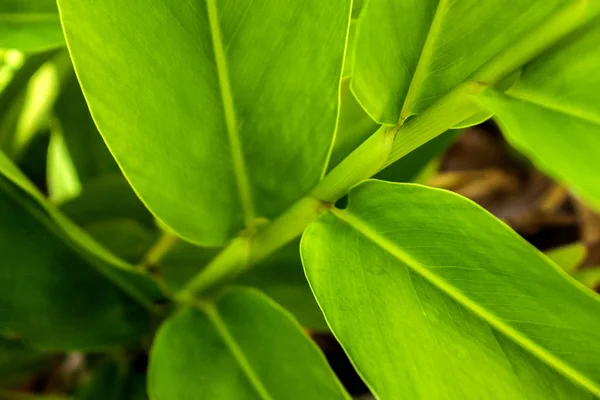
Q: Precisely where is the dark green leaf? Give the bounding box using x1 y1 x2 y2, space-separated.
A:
0 152 153 350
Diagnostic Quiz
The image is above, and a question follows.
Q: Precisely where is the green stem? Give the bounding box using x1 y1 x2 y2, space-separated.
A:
139 231 179 272
173 0 597 300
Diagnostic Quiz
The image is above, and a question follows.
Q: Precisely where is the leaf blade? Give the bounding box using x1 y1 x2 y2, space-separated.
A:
302 180 600 398
58 0 351 245
148 288 349 400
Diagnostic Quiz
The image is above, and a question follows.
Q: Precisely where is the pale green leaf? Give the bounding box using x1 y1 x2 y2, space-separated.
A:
352 0 566 124
546 243 587 275
0 1 64 52
477 89 600 212
302 180 600 399
476 22 600 211
148 287 349 400
575 268 600 290
58 0 351 246
0 50 55 156
47 129 81 203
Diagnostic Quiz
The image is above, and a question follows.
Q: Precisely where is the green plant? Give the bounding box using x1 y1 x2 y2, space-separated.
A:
1 0 600 398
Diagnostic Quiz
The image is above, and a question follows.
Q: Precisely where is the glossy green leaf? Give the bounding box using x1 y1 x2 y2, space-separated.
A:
477 89 600 211
477 23 600 211
0 152 153 350
352 0 566 124
148 288 348 400
58 0 351 246
302 180 600 399
0 1 64 52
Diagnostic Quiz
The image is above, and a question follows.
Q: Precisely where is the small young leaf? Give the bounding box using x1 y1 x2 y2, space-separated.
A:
302 180 600 398
148 288 349 400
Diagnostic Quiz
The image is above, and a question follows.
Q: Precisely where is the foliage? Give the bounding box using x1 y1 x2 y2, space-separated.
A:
1 0 600 398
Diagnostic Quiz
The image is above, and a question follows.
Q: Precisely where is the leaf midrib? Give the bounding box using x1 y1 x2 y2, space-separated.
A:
201 302 274 400
205 0 256 226
331 207 600 396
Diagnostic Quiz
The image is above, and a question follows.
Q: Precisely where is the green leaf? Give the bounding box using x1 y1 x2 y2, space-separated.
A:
0 152 153 350
352 0 566 124
476 23 600 211
546 243 587 275
302 180 600 398
327 78 379 172
60 174 155 229
148 288 349 400
0 51 56 156
58 0 351 246
0 1 64 52
84 220 158 264
53 70 119 183
47 129 81 203
575 268 600 290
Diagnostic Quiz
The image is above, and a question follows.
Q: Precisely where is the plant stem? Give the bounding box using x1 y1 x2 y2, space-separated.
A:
173 0 598 301
139 231 179 272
